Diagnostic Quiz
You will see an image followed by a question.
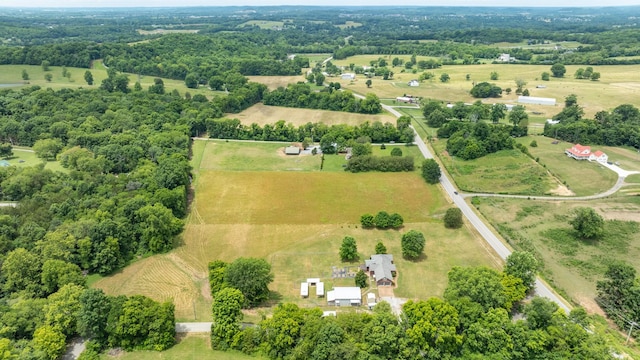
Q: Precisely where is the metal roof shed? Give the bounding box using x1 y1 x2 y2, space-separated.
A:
518 96 556 106
316 282 324 297
300 282 309 298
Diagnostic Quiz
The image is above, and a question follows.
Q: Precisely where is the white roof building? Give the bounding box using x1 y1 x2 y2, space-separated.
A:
518 96 556 106
327 287 362 306
316 282 324 297
300 282 309 298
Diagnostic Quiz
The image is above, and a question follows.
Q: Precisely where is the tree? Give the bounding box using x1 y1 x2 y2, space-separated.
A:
0 143 12 158
515 78 527 93
137 204 183 253
225 258 274 307
374 211 391 229
522 89 530 96
524 297 559 330
530 140 538 147
444 266 509 311
84 70 93 85
41 260 85 295
315 73 325 86
208 260 228 297
185 73 199 89
421 159 441 184
360 214 375 228
389 213 404 228
570 207 604 239
401 230 425 260
2 248 41 295
541 72 550 81
403 298 462 357
211 287 244 350
148 78 165 94
44 284 84 337
440 73 450 83
355 270 368 288
444 208 463 229
574 68 585 79
505 87 512 95
564 93 578 107
470 82 502 98
390 147 402 157
32 325 66 360
109 295 175 351
44 73 52 82
490 103 507 124
591 72 601 81
508 105 528 127
21 69 29 81
375 242 387 254
427 109 447 127
61 66 68 78
504 251 539 292
550 63 566 78
41 60 50 71
78 289 112 346
365 79 372 88
490 71 499 80
359 93 382 114
339 236 358 262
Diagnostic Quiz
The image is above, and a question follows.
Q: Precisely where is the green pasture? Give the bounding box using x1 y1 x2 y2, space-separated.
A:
2 147 64 172
101 334 263 360
516 136 618 196
238 20 285 29
335 21 363 29
431 140 557 195
476 196 640 311
0 62 219 99
626 174 640 183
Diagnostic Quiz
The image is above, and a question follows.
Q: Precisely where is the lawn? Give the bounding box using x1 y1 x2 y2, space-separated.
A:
101 334 263 360
2 147 64 172
476 196 640 314
431 140 559 195
516 136 618 196
231 103 397 127
94 140 498 321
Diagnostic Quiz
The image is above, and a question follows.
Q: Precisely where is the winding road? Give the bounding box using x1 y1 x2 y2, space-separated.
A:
378 102 572 313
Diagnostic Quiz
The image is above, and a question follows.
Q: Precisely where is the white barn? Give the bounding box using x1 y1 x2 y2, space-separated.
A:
327 287 361 307
518 96 556 106
341 73 356 80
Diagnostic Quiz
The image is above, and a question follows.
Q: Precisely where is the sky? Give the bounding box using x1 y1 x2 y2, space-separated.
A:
1 0 639 8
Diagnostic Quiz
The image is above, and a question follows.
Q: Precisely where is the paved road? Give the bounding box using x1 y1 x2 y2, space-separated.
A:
378 102 572 313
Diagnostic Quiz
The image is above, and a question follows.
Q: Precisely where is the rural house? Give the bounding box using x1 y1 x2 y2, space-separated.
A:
364 254 397 286
408 79 420 87
498 53 512 62
565 143 608 163
326 287 362 306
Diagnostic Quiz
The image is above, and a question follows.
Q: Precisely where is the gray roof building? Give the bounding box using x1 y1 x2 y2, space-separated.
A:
365 254 397 286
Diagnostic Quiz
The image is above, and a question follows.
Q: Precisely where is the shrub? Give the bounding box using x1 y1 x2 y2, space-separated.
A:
360 214 375 228
444 208 463 229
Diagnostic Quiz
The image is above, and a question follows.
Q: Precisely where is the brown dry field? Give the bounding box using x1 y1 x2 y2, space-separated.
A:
247 75 306 90
232 103 397 126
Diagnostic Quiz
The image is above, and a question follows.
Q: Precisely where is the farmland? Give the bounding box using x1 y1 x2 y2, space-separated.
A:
94 139 498 320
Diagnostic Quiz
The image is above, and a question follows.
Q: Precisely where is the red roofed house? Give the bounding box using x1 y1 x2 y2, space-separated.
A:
565 144 608 164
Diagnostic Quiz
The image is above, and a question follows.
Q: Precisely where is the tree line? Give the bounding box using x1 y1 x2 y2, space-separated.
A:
263 83 382 114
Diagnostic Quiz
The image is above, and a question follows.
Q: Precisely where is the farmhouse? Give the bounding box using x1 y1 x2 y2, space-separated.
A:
327 287 362 306
284 146 301 155
498 53 512 62
518 96 556 106
408 79 420 87
341 73 356 80
565 143 608 163
364 254 397 286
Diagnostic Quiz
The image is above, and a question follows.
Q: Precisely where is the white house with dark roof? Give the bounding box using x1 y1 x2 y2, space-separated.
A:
364 254 397 286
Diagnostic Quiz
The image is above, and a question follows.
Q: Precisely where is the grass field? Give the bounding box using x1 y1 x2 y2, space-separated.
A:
431 140 560 195
476 196 640 313
516 136 618 196
101 334 263 360
246 75 306 90
238 20 285 29
328 57 640 119
2 147 64 172
335 21 363 29
94 140 498 320
231 103 397 127
0 62 219 99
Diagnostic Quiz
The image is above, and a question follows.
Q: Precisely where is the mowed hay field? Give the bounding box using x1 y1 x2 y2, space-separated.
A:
247 75 306 90
232 103 397 126
331 55 640 118
95 139 499 320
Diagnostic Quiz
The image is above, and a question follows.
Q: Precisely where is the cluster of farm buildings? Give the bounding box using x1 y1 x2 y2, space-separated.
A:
301 254 396 308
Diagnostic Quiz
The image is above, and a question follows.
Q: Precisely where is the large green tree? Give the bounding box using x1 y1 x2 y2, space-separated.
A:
550 63 566 78
443 208 463 229
78 289 112 346
225 258 274 307
421 159 441 184
339 236 358 262
504 251 539 292
211 288 244 350
570 207 605 239
401 230 426 260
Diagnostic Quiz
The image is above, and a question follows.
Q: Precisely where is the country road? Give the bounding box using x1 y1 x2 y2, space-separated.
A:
377 102 572 313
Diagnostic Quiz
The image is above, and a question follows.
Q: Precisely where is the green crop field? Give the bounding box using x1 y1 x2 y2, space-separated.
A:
95 139 498 321
516 136 618 196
